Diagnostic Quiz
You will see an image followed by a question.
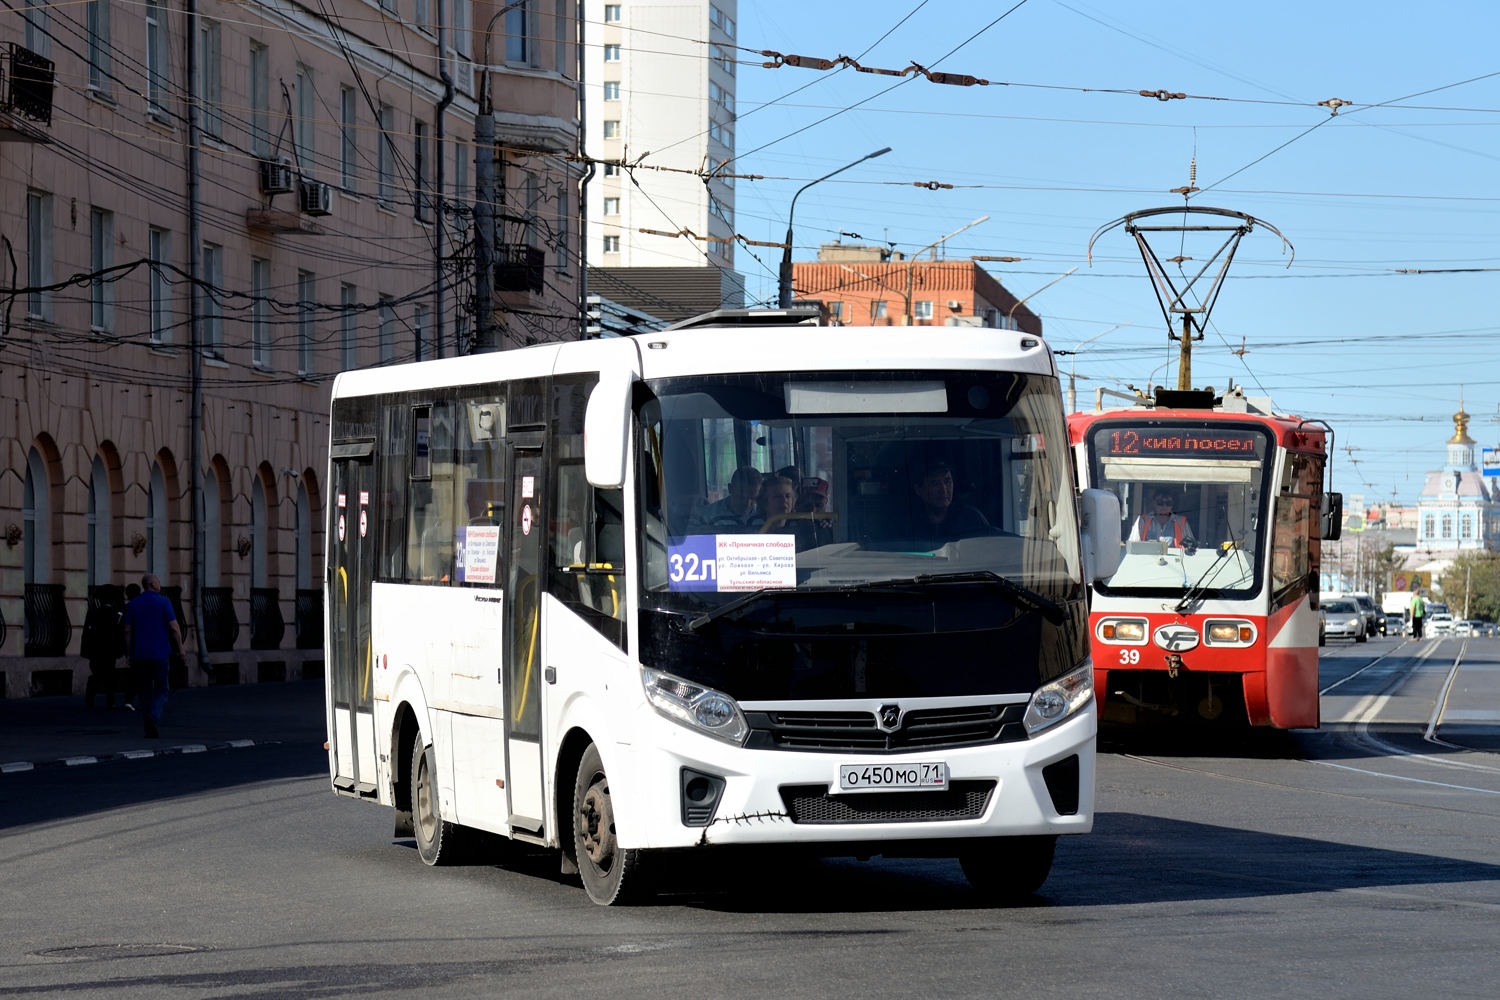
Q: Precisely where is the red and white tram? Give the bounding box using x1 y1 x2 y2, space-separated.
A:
1068 391 1340 729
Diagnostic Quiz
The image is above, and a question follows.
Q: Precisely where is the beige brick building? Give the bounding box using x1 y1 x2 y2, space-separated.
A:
1 0 583 695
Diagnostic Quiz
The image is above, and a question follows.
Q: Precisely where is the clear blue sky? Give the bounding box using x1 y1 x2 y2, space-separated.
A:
723 0 1500 508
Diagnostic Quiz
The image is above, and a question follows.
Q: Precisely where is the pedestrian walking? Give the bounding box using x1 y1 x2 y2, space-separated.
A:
80 589 125 710
122 574 184 739
1410 590 1426 640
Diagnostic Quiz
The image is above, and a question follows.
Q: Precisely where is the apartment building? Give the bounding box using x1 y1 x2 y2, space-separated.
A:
0 0 581 696
584 0 736 270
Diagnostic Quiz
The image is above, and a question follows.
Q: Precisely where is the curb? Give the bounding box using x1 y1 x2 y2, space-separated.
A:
1 739 276 774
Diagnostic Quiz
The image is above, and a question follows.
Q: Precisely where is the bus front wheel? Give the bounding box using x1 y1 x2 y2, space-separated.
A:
959 835 1058 903
573 743 650 905
412 741 470 865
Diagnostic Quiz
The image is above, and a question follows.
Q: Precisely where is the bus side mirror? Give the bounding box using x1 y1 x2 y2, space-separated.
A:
1078 488 1123 583
584 371 634 489
1321 492 1343 541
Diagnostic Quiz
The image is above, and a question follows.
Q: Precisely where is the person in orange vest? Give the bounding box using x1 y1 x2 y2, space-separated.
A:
1134 490 1198 552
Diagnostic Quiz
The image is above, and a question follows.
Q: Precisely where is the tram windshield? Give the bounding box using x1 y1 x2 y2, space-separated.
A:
1084 421 1274 599
637 371 1083 605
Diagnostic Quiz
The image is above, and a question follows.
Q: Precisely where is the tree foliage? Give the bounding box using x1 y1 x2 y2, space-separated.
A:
1436 552 1500 622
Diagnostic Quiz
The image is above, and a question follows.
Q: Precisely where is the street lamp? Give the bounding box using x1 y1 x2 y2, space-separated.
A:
777 147 892 308
1058 322 1130 412
1007 266 1078 329
902 216 988 326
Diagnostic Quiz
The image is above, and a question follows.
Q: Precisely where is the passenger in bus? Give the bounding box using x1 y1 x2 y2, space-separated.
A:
910 458 992 543
688 465 763 531
752 475 797 529
1133 490 1198 552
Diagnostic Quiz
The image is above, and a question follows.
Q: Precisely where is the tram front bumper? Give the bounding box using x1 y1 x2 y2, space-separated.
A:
613 704 1096 851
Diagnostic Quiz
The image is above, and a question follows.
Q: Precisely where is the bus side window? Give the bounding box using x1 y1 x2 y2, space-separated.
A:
378 402 409 580
407 402 458 584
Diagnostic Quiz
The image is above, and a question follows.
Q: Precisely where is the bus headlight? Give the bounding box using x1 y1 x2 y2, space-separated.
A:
1023 662 1094 736
642 668 748 745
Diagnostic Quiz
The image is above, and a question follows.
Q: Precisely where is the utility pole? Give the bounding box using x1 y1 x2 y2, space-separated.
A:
185 0 209 669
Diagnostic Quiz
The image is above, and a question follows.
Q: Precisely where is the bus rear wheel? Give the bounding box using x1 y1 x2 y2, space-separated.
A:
573 743 649 905
958 835 1058 903
412 740 471 865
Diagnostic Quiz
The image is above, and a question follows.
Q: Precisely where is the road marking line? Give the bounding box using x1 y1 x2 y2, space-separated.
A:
63 757 98 766
227 739 255 748
176 745 208 754
1 762 35 773
1307 758 1500 796
1336 693 1390 725
1425 638 1469 742
120 750 155 759
1443 709 1500 722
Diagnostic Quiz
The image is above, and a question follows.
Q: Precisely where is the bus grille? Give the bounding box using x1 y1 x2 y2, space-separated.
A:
744 704 1027 753
778 781 996 824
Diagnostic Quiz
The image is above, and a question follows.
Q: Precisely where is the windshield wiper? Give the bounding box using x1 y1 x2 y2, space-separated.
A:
678 587 801 633
1174 529 1242 614
859 571 1068 626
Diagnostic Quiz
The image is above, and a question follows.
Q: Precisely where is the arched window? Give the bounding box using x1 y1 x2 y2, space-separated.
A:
1441 514 1453 539
1423 515 1434 540
23 447 50 584
1461 514 1473 540
148 461 169 581
251 473 269 588
296 477 312 590
203 468 221 586
87 454 112 586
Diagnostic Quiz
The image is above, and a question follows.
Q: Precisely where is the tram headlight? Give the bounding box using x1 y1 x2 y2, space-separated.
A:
1204 620 1257 646
1023 662 1094 736
1097 618 1147 643
641 668 749 745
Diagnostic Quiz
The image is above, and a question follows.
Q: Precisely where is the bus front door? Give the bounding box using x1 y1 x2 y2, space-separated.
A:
331 453 378 794
504 439 547 833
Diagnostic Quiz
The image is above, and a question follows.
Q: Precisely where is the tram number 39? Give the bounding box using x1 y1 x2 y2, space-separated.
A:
1118 649 1141 664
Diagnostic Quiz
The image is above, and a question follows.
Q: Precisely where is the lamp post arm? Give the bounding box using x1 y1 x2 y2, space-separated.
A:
778 147 891 307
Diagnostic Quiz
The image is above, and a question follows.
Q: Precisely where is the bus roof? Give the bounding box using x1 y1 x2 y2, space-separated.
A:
330 325 1059 399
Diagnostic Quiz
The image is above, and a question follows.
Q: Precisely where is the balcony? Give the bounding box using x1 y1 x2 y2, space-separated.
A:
202 587 240 652
1 43 54 142
24 583 71 657
495 244 545 294
250 587 286 650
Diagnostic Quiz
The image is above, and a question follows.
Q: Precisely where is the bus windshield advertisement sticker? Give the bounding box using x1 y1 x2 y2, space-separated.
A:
455 526 501 584
668 535 797 592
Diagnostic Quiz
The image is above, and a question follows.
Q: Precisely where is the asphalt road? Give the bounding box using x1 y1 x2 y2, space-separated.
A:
3 640 1499 999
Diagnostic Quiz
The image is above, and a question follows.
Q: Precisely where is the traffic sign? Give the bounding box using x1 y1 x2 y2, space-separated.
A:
1484 447 1500 477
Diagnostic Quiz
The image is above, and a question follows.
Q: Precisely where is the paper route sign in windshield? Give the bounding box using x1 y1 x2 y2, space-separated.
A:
667 534 797 592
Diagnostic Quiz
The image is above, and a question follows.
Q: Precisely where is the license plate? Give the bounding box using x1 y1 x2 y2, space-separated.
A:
837 761 948 793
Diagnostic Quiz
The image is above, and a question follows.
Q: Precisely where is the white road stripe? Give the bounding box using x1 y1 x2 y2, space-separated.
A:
1307 758 1500 796
63 757 98 767
1336 693 1390 725
1442 709 1500 722
1 762 34 773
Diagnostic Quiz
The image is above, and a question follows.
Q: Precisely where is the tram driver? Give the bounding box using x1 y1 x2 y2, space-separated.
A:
1132 488 1198 553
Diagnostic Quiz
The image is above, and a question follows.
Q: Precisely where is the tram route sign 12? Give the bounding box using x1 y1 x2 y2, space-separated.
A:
1483 447 1500 477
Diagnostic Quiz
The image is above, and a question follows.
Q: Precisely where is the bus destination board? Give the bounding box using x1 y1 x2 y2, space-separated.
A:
1102 427 1260 457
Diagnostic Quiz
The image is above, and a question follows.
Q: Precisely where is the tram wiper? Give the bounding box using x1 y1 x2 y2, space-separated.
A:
679 587 801 633
858 570 1067 626
1174 529 1243 614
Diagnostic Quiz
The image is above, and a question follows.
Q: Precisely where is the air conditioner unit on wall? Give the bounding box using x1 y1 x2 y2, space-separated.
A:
947 300 962 310
259 157 295 195
299 179 333 216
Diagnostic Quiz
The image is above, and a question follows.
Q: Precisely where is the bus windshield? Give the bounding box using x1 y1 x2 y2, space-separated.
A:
638 370 1082 604
1085 420 1274 599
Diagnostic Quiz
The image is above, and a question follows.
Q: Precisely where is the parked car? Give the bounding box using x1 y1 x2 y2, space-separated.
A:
1428 612 1455 636
1323 599 1366 642
1456 619 1486 637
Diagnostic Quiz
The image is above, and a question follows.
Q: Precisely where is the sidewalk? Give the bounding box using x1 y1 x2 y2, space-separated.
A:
0 680 327 771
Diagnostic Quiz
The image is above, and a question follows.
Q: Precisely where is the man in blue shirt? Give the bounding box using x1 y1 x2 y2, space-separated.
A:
122 574 184 738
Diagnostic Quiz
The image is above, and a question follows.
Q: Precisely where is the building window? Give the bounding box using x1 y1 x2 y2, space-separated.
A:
603 81 620 101
829 301 843 320
710 4 735 38
1461 514 1473 540
379 0 393 11
505 1 533 64
86 0 111 93
603 43 621 62
23 447 51 586
26 190 52 321
201 242 223 358
709 44 734 75
603 235 620 254
708 194 731 224
709 80 734 116
377 105 395 206
341 284 357 370
603 197 620 216
556 189 570 273
340 87 358 190
298 270 315 375
149 228 171 344
146 1 167 118
1441 514 1452 539
414 121 430 221
871 300 887 321
90 208 114 333
200 21 222 139
378 296 395 363
603 161 620 177
603 120 621 140
1423 515 1434 540
708 120 732 146
87 455 112 586
914 300 933 321
604 4 621 21
147 462 168 580
251 257 270 368
249 43 270 156
414 304 428 362
24 0 49 58
554 0 568 72
296 66 316 175
415 0 430 31
453 133 469 200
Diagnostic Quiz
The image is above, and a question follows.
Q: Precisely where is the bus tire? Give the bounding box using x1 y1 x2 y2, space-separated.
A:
412 740 470 866
959 835 1057 903
574 743 650 905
